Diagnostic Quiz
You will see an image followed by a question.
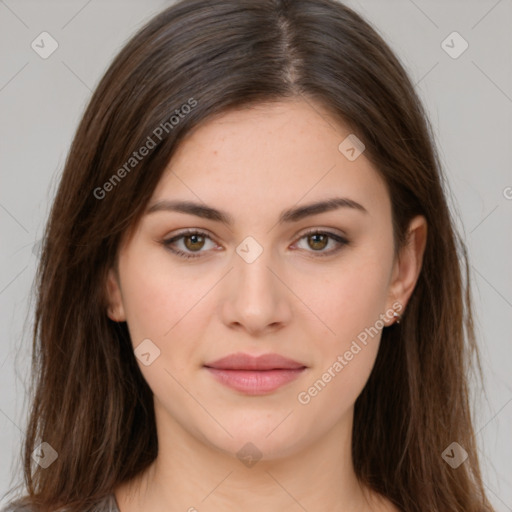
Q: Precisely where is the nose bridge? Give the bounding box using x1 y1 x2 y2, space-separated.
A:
222 235 291 333
234 235 279 302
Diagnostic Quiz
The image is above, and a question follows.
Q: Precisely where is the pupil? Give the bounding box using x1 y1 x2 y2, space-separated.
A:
310 234 327 250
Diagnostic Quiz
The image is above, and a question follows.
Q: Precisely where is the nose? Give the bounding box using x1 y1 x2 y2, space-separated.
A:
220 244 293 336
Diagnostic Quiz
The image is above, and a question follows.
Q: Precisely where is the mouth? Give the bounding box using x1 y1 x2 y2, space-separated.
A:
203 352 307 395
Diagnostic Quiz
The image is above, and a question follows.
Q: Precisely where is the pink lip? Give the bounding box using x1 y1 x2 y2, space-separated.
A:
205 368 306 395
205 352 305 370
204 352 307 395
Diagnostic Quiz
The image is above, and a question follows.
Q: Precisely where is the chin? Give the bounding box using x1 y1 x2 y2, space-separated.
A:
200 420 310 464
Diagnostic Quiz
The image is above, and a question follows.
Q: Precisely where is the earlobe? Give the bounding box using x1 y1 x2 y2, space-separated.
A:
105 267 126 322
386 215 427 322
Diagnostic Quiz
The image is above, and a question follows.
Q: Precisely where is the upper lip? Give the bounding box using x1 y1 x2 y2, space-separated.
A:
204 352 306 371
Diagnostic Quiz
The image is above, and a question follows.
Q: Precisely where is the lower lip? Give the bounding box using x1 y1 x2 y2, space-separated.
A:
205 367 306 395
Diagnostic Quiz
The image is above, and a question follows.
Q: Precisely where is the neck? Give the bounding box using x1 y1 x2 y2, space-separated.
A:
115 402 390 512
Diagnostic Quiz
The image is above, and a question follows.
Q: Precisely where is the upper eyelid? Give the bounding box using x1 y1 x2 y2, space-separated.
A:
164 228 216 243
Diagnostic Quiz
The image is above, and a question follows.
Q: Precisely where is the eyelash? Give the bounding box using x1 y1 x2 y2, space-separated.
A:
161 228 349 260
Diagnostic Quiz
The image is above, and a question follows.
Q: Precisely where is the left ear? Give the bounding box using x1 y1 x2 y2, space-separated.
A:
386 215 428 319
105 266 127 322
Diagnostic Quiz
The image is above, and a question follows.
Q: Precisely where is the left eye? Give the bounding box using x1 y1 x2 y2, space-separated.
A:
161 229 348 259
293 231 348 255
162 230 217 259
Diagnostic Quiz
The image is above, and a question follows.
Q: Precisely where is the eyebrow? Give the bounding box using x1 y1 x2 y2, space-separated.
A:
145 196 368 225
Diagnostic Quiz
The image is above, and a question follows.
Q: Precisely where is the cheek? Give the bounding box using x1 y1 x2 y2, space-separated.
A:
119 245 205 342
307 252 391 344
119 259 203 396
296 248 391 400
295 266 388 416
296 339 379 429
122 273 172 342
118 248 218 392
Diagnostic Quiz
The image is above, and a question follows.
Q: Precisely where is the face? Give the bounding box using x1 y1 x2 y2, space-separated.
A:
106 99 425 462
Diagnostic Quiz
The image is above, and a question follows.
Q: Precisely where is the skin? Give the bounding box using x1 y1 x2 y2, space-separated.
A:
106 98 427 512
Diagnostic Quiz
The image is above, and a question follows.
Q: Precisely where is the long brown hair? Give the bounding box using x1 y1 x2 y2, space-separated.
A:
3 0 494 510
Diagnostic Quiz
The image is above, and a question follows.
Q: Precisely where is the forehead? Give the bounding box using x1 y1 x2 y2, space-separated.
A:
150 99 390 222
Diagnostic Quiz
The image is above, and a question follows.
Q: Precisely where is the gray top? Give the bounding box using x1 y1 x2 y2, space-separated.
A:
0 494 120 512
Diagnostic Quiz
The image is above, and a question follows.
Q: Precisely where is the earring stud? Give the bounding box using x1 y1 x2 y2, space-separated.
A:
393 310 402 324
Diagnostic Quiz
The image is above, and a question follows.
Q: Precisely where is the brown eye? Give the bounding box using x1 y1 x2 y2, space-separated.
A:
294 230 349 257
162 230 217 259
307 233 329 251
183 234 206 252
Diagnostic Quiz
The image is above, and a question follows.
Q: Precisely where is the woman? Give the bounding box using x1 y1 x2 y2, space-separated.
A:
1 0 495 511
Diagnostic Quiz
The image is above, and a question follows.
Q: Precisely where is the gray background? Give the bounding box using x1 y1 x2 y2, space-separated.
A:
1 0 511 509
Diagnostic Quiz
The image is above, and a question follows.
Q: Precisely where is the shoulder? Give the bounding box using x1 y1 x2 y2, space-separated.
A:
0 494 119 512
